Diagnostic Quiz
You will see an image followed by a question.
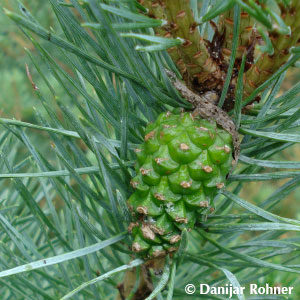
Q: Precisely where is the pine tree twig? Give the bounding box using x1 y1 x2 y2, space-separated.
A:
243 0 300 99
116 258 165 300
139 0 224 92
217 8 255 66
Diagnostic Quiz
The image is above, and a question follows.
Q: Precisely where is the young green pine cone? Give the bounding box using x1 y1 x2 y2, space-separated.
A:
127 111 234 259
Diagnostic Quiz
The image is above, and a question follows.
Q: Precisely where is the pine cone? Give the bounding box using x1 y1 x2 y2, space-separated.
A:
128 111 234 258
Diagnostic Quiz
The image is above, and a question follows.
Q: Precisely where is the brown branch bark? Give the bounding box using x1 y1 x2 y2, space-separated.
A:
116 258 165 300
165 70 240 162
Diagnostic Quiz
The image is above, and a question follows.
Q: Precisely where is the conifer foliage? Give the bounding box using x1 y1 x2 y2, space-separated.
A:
1 0 300 299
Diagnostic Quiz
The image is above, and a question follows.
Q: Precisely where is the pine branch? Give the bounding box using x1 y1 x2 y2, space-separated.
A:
1 0 300 299
217 8 255 66
140 0 224 91
243 0 300 98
